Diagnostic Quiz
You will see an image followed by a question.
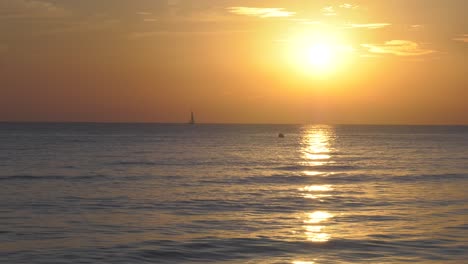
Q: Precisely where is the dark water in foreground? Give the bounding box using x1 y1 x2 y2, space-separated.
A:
1 123 467 264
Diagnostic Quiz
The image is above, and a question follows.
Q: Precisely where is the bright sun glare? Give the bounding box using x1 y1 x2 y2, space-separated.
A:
306 44 334 69
285 30 353 77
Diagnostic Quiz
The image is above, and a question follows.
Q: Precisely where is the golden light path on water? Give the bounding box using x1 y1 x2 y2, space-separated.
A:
301 126 334 167
292 261 316 264
298 126 336 249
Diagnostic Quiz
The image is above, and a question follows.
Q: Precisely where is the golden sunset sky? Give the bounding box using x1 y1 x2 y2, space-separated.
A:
1 0 467 124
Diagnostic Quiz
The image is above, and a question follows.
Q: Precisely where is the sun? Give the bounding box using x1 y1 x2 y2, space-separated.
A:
294 42 339 75
306 43 334 70
282 30 354 77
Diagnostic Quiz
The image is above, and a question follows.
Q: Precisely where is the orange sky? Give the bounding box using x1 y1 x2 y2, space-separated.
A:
0 0 467 124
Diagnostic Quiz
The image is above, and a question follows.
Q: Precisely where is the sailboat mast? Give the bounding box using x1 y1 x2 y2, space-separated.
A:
190 111 195 124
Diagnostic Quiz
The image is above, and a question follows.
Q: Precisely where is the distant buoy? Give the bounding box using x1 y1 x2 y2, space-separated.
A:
278 133 285 138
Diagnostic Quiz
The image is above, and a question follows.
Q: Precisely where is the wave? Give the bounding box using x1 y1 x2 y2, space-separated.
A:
0 174 160 181
112 160 248 166
387 173 468 182
190 172 468 187
122 236 466 263
234 175 312 185
111 161 162 166
0 175 109 181
275 165 358 172
3 236 465 263
303 172 468 184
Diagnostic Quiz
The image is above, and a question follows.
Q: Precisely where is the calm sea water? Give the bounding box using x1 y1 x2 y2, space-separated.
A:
1 123 467 264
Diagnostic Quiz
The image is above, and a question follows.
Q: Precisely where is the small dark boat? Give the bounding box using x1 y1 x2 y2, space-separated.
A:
278 133 285 138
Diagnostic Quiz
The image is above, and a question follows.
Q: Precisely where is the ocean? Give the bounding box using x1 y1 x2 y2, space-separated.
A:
1 123 467 264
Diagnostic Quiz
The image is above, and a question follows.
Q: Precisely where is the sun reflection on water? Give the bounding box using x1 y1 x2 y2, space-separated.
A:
300 185 333 192
301 125 335 172
305 211 333 224
298 126 336 243
303 211 334 242
302 193 332 200
303 171 324 176
305 230 331 242
299 185 334 200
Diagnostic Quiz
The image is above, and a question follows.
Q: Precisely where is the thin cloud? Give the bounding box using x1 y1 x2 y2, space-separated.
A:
360 54 383 58
129 30 251 39
362 40 435 56
322 4 358 17
453 34 468 43
0 0 67 19
407 25 425 32
291 19 321 25
227 7 295 18
339 3 359 9
346 23 391 29
136 12 152 16
34 16 119 36
321 6 337 16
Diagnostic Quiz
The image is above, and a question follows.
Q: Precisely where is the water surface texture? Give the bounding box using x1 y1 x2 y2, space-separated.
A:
1 123 467 263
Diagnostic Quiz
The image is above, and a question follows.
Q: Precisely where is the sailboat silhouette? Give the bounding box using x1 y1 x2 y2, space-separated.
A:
189 111 195 125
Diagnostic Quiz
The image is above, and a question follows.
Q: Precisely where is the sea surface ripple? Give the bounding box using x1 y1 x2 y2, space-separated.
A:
1 123 467 263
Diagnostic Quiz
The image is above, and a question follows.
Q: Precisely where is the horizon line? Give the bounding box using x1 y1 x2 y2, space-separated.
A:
0 121 467 126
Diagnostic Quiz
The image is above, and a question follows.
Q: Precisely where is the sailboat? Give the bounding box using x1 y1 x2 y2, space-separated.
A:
189 111 195 125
